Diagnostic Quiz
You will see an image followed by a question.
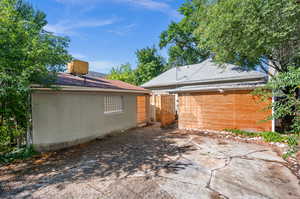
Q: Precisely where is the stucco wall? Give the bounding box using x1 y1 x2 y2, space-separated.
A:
178 90 272 132
31 91 138 151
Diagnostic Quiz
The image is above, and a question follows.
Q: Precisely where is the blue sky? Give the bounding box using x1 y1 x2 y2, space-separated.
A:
28 0 183 73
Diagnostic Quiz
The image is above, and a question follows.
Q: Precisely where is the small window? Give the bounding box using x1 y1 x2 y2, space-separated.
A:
104 96 124 114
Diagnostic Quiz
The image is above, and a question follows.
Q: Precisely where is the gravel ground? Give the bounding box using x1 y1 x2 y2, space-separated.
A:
1 124 300 199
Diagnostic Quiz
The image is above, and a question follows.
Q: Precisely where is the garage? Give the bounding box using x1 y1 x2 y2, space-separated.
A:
178 90 272 132
142 59 273 132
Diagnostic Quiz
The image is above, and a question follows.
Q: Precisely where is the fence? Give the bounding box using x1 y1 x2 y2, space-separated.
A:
137 95 150 126
150 94 176 127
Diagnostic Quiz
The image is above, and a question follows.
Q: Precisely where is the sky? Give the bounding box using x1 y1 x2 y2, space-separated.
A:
27 0 183 73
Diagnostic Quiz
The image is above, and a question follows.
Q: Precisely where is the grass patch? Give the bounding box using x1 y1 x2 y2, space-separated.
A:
225 129 260 138
0 146 39 165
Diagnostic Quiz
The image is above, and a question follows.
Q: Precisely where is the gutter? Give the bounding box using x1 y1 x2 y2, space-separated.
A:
169 84 266 93
142 75 266 88
31 85 151 94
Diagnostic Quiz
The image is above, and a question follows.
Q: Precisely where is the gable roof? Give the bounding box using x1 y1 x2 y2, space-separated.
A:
33 73 149 93
142 59 266 88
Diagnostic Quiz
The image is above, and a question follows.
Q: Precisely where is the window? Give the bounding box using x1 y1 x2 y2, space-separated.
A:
104 96 124 114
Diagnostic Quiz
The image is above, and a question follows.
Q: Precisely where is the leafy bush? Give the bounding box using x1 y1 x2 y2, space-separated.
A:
1 0 71 156
0 122 26 154
287 135 298 148
0 125 10 153
0 146 39 165
261 132 288 143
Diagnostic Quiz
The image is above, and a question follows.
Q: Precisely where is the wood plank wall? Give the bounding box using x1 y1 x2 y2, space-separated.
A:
178 90 272 132
160 95 176 127
137 95 150 125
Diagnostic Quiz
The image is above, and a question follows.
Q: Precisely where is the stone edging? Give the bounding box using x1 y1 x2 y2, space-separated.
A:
181 128 300 179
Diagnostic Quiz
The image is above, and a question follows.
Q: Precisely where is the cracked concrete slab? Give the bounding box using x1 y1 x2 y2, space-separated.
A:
1 125 299 199
211 158 300 199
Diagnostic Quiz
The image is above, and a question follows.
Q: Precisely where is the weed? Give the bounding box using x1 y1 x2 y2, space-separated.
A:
224 129 259 137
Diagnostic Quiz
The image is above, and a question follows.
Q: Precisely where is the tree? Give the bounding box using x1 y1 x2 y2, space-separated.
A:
194 0 300 132
255 67 300 133
107 63 136 85
159 0 209 67
135 46 166 85
195 0 300 73
0 0 71 151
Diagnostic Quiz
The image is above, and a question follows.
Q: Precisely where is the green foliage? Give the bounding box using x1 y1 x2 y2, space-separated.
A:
225 129 299 149
194 0 300 72
160 0 209 67
254 67 300 132
107 63 136 85
107 46 166 86
225 129 260 137
0 0 71 153
194 0 300 132
0 145 39 165
135 46 166 85
261 132 288 143
0 125 11 153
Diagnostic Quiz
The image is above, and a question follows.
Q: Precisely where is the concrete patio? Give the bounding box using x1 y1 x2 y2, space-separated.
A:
1 124 300 199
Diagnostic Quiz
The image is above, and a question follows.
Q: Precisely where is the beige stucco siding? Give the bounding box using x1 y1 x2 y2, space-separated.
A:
31 91 137 151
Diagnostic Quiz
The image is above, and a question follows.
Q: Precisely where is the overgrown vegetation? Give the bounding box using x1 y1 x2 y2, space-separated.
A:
107 46 166 86
194 0 300 133
159 0 209 67
254 67 300 133
108 63 136 85
0 145 39 165
225 129 299 158
0 0 71 156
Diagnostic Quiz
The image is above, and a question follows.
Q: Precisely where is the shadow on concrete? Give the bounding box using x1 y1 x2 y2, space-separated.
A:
0 125 195 198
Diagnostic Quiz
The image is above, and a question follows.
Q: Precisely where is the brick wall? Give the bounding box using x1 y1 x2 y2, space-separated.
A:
178 90 272 132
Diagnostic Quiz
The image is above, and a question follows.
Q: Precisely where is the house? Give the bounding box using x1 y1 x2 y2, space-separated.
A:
142 59 272 132
31 60 150 152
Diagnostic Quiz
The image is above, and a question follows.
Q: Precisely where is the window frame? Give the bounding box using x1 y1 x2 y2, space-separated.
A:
104 95 124 114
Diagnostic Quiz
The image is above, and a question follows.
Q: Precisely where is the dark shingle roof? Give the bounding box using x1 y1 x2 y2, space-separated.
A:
55 73 148 92
142 59 266 88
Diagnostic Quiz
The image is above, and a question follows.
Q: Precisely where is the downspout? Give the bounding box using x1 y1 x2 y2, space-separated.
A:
26 92 33 147
272 96 275 132
268 60 277 132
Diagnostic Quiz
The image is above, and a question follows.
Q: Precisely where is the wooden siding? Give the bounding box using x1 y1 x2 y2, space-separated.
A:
160 95 176 127
137 95 150 125
149 94 176 127
178 90 272 132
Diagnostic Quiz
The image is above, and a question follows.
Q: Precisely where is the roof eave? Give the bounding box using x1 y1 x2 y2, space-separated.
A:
31 85 151 94
142 75 266 89
169 84 266 94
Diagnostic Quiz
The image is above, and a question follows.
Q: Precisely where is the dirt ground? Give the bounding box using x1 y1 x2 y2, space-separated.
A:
1 124 300 199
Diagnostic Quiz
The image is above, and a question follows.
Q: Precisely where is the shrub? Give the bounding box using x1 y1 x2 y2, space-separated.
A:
0 146 39 165
261 132 287 143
